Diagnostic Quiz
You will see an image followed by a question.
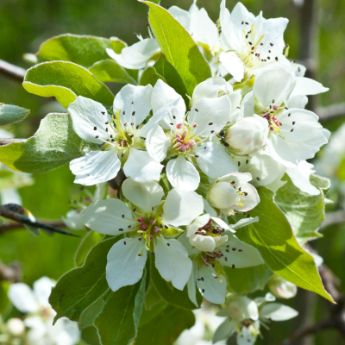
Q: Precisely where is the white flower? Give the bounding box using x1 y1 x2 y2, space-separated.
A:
186 217 263 305
6 318 25 336
8 277 80 345
176 306 226 345
247 65 330 164
225 115 269 155
208 173 260 214
145 79 237 191
214 294 298 344
219 1 289 80
69 84 164 185
82 180 204 292
106 37 160 70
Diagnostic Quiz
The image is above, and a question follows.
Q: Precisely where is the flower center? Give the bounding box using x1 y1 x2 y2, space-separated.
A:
257 100 286 133
195 219 225 237
172 126 197 154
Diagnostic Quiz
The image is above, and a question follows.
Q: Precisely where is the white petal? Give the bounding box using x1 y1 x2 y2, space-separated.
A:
196 141 237 179
291 77 329 97
114 84 152 127
189 5 219 51
33 277 55 309
68 96 113 144
8 283 39 313
219 51 245 82
218 235 263 268
213 319 236 343
237 328 257 345
155 237 192 290
151 79 186 116
227 295 259 321
106 38 159 69
123 149 163 182
70 150 121 186
163 189 204 227
122 178 164 212
286 161 320 195
166 156 200 191
254 66 295 108
145 125 170 162
271 109 330 161
208 181 238 210
106 238 147 292
53 318 81 345
187 265 198 306
188 96 230 137
192 77 233 102
260 303 298 321
196 265 227 304
84 199 135 235
169 6 191 29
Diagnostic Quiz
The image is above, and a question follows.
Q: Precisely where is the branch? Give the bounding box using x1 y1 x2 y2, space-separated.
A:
0 204 78 237
0 220 66 235
317 102 345 122
0 60 25 82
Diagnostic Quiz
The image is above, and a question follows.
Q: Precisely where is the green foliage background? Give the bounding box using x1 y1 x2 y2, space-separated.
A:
0 0 344 344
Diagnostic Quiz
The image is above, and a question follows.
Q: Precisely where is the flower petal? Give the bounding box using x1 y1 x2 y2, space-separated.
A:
260 303 298 321
114 84 153 127
163 189 204 227
70 150 121 186
84 199 135 235
106 38 159 69
196 141 237 179
68 96 113 144
196 265 227 304
33 277 55 309
166 156 200 191
237 327 257 345
218 235 263 268
122 178 164 212
8 283 39 313
219 51 245 82
154 237 192 290
188 96 230 137
291 77 329 97
192 77 233 102
145 125 170 162
106 238 147 292
123 149 163 182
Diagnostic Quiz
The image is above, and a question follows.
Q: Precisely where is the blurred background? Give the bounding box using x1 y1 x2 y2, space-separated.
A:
0 0 344 344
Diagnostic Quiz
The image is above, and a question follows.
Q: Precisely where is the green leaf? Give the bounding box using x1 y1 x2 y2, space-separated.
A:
74 231 104 267
0 169 33 191
225 265 272 294
0 113 81 173
150 258 196 310
49 238 115 321
0 103 30 126
136 303 195 345
0 282 10 314
37 34 125 67
143 1 211 95
95 285 140 345
237 188 334 302
23 61 113 107
82 326 102 345
133 271 147 336
89 59 136 84
275 177 325 239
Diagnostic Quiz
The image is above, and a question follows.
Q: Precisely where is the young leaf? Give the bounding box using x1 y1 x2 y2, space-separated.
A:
49 238 116 321
23 61 113 107
135 303 195 345
89 59 136 84
0 104 30 126
237 188 334 302
95 283 144 345
225 265 272 294
0 113 81 173
275 177 325 239
37 34 125 67
143 1 211 95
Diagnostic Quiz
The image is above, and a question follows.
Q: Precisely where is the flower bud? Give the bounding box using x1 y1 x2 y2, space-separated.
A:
268 276 297 299
226 295 259 322
225 115 269 155
7 318 25 336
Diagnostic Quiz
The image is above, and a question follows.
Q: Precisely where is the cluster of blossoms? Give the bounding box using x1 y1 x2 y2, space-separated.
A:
0 278 79 345
2 1 329 344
